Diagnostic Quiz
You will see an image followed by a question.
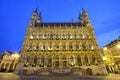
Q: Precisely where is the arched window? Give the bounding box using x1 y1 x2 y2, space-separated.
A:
26 56 30 63
68 34 71 39
62 34 66 39
29 44 32 50
91 56 95 65
41 56 44 65
77 56 82 66
69 56 74 65
88 44 94 50
43 43 45 50
69 43 72 50
84 55 88 65
85 34 89 39
50 34 53 39
56 34 59 39
36 44 39 50
62 44 66 50
56 44 59 50
34 55 37 64
79 34 83 39
37 55 40 64
48 56 52 67
74 33 78 39
76 44 79 50
82 44 86 49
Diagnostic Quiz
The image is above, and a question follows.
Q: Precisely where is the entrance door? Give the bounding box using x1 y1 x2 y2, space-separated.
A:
63 61 67 67
55 61 59 67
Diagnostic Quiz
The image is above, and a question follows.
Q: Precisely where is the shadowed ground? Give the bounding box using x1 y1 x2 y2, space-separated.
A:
0 73 120 80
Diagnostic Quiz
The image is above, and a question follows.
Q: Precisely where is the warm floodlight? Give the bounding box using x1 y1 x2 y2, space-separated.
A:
103 47 107 50
117 44 120 49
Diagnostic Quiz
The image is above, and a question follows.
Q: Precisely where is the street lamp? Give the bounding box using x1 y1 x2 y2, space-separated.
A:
103 47 107 50
117 44 120 49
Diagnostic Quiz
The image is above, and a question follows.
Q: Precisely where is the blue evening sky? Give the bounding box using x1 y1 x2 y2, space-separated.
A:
0 0 120 53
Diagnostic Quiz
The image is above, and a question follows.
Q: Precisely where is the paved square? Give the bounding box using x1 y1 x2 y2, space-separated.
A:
0 73 120 80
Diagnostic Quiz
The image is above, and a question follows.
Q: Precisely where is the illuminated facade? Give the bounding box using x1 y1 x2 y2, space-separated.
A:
16 8 107 75
103 36 120 73
0 50 20 72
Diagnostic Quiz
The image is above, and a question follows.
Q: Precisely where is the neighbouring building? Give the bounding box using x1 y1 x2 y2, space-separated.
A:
103 36 120 73
16 8 107 75
0 54 3 63
0 50 20 72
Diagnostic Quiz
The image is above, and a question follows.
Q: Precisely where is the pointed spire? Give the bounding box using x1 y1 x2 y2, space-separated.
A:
37 12 42 23
82 7 86 13
35 7 38 13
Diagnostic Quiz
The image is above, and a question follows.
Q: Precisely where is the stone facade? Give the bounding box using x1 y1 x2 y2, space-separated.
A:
16 8 107 75
0 50 20 72
103 36 120 73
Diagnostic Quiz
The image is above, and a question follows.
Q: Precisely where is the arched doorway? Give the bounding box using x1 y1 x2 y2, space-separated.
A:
55 61 59 67
9 63 14 71
5 63 9 71
1 63 5 69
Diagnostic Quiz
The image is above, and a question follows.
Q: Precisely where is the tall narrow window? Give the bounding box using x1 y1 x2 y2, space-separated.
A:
69 56 74 66
77 56 82 66
68 34 71 39
41 56 44 66
79 34 83 39
69 44 72 50
62 44 66 50
34 55 37 64
74 34 78 39
85 34 89 39
76 44 79 50
92 56 95 65
84 55 88 65
56 34 59 39
82 44 86 50
50 34 53 39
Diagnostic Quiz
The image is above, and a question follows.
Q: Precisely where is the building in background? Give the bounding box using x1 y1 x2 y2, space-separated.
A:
0 50 20 72
103 36 120 73
16 8 107 75
0 54 3 64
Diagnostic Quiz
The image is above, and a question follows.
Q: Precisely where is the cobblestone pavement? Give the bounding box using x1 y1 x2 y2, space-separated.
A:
0 73 120 80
